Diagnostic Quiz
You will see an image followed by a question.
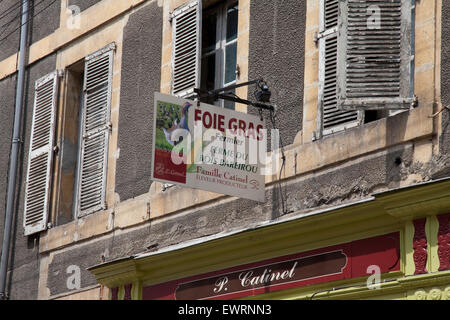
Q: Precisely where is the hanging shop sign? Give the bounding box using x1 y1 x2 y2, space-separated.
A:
142 232 400 300
151 92 266 202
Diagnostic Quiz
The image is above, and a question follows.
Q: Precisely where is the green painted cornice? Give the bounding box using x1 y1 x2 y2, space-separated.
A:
88 178 450 291
377 178 450 220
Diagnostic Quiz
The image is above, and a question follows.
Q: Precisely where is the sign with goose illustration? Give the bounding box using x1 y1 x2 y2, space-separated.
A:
151 93 266 202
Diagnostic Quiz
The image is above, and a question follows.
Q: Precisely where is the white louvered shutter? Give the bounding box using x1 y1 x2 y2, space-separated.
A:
24 71 59 235
337 0 414 110
77 44 115 217
171 0 202 97
318 0 362 136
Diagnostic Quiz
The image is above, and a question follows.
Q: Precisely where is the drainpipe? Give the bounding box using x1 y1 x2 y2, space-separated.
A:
0 0 30 300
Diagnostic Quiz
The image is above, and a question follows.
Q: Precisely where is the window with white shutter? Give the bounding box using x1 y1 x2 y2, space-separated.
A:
336 0 415 111
171 0 239 108
200 0 239 109
318 0 362 136
76 43 115 217
171 0 202 98
24 71 59 236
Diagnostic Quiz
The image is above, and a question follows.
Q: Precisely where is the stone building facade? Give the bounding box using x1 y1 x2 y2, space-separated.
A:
0 0 449 300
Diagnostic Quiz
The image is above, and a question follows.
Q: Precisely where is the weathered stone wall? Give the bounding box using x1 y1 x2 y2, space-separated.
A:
0 75 16 262
247 0 306 147
115 2 163 202
1 0 448 300
46 141 418 296
28 0 61 45
0 0 21 61
68 0 102 12
441 1 450 156
0 0 61 62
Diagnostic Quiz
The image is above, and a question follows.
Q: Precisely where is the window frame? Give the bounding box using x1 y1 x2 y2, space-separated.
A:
336 0 416 111
317 0 416 138
317 0 362 138
201 0 239 108
23 43 117 235
171 0 239 108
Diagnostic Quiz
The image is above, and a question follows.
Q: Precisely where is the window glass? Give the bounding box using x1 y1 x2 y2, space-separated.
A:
200 1 239 109
225 42 237 84
201 54 217 104
201 54 216 91
202 12 217 53
226 5 238 42
224 88 236 110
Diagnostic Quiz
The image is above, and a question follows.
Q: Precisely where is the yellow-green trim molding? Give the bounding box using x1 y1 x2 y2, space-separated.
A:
88 178 450 300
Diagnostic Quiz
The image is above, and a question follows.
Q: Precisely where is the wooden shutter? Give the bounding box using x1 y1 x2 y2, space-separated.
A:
171 0 202 97
318 0 362 136
77 43 115 217
337 0 414 110
24 71 59 235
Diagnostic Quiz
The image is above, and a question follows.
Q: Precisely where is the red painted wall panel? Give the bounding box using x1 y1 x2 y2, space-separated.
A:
437 213 450 271
142 232 400 300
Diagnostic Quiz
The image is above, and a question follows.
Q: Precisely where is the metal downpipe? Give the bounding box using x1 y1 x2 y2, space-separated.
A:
0 0 30 300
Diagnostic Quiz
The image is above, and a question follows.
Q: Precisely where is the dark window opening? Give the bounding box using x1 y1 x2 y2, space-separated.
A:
54 60 84 226
200 1 238 109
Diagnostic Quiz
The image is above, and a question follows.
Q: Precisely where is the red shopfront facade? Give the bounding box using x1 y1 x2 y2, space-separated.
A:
89 179 450 301
139 233 400 300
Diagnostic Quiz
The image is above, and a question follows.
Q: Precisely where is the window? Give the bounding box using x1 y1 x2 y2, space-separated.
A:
57 59 84 226
171 0 239 109
318 0 362 136
201 1 238 109
317 0 415 137
23 44 115 235
76 44 115 218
